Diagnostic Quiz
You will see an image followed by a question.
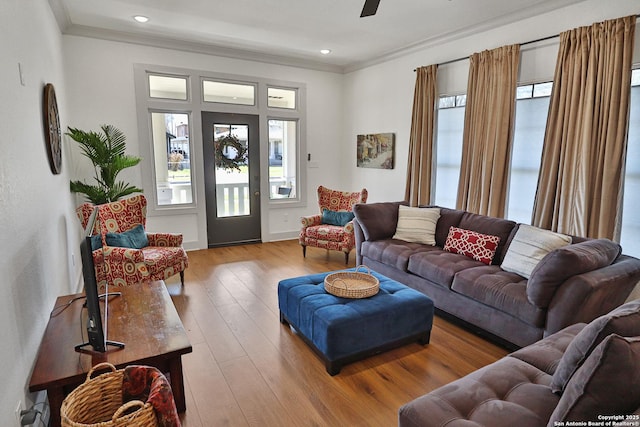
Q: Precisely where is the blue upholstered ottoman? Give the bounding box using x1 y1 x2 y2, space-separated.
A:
278 269 434 375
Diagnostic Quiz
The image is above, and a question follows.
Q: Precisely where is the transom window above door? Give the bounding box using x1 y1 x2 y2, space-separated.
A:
202 79 256 106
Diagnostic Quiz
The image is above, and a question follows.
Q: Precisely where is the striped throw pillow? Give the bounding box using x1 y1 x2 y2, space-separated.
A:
392 206 440 245
501 224 571 279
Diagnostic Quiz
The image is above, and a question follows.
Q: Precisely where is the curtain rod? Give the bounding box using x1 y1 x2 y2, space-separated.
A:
414 14 640 71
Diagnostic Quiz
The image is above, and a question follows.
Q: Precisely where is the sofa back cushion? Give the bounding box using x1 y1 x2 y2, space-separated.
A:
433 207 465 247
548 334 640 425
526 239 621 308
456 211 516 264
353 201 406 241
550 299 640 394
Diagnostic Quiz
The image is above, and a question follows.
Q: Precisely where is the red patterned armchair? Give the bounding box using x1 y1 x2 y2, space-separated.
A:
299 186 368 264
76 194 188 291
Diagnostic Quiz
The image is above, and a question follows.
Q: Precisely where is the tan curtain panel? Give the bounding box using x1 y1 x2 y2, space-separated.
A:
405 65 437 206
456 44 520 217
532 16 636 239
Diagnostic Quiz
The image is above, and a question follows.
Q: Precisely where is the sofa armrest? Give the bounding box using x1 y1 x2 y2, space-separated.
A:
147 232 183 247
545 255 640 335
354 219 365 265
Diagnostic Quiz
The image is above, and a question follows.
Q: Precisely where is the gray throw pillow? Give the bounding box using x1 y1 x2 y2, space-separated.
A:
548 334 640 426
550 299 640 394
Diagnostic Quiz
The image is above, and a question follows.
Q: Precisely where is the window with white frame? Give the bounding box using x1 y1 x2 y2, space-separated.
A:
268 119 297 199
620 68 640 257
434 95 466 208
506 82 552 223
135 65 307 214
151 111 193 205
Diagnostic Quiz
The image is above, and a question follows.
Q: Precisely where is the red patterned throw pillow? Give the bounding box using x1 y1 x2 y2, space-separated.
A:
443 226 500 265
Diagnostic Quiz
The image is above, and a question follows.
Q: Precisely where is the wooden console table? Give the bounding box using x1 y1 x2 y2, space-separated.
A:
29 281 192 427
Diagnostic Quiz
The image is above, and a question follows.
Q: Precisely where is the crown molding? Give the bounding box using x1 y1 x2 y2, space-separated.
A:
50 0 588 75
343 0 586 73
62 24 345 74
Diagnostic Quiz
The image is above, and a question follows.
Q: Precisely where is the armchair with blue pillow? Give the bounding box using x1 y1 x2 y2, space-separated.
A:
76 194 188 290
299 186 368 264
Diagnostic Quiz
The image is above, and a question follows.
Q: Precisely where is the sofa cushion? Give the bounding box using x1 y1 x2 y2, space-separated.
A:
392 206 440 245
501 224 571 279
527 239 621 308
451 266 545 327
509 323 586 375
443 226 501 265
407 250 485 289
360 240 436 272
399 357 559 427
457 211 516 264
550 299 640 393
353 202 405 241
548 335 640 426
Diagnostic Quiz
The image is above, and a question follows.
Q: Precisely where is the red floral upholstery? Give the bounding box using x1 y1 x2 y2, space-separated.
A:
299 186 368 264
76 195 188 290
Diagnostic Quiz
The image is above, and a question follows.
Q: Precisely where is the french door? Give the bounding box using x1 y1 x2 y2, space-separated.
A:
202 112 261 247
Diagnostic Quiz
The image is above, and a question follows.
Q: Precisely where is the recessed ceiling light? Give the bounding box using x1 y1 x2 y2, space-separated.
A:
133 15 149 23
320 49 331 55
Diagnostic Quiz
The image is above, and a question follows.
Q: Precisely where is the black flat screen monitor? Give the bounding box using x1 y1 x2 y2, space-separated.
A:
75 207 124 353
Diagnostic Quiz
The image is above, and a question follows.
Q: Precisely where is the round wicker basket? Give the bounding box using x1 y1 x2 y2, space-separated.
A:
61 363 158 427
324 265 380 299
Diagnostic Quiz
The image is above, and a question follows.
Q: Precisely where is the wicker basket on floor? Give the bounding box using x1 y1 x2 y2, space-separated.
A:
61 363 158 427
325 265 380 299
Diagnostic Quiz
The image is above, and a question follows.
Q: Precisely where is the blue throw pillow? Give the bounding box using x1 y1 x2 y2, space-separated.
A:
105 224 149 249
321 209 355 226
90 235 102 250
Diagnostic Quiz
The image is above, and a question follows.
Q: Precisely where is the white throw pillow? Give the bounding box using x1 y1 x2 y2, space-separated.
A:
392 206 440 245
501 224 572 279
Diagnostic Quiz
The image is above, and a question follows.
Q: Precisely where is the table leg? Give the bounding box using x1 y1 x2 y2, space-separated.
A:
48 387 64 427
169 356 186 412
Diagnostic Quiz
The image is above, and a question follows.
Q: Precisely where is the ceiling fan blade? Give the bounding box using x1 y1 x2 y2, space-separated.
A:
360 0 380 17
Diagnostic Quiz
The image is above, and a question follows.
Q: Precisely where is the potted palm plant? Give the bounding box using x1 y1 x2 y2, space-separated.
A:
68 124 143 204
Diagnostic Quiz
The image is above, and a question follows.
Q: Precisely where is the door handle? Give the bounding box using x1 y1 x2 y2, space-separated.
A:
254 191 260 196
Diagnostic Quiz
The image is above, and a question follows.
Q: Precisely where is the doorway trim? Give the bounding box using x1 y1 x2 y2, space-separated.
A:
134 64 307 250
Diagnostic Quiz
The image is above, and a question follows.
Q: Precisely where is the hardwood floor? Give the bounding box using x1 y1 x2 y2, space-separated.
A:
164 240 508 427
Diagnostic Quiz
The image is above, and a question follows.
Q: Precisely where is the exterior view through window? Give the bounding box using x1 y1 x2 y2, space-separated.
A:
151 112 193 205
268 119 297 199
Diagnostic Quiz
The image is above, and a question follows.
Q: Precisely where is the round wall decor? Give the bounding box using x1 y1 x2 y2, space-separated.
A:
43 83 62 174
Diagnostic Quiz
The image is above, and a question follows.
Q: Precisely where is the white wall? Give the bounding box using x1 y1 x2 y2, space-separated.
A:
342 0 640 202
63 36 346 247
0 0 78 424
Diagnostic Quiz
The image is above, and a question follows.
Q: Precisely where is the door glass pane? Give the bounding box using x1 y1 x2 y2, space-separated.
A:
151 112 193 205
214 124 250 217
203 80 255 105
149 75 187 100
268 120 297 199
268 87 296 109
